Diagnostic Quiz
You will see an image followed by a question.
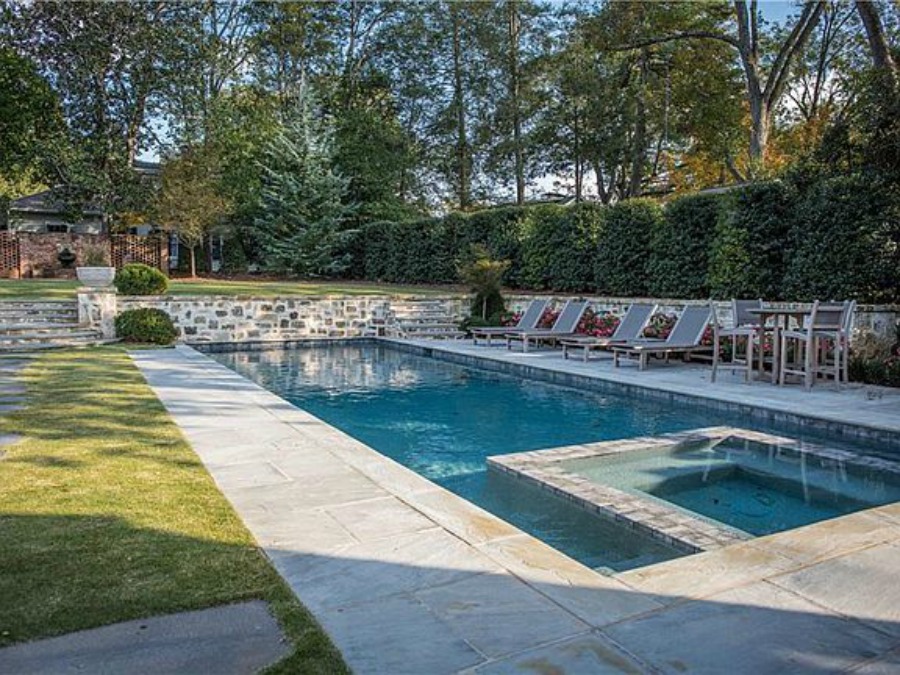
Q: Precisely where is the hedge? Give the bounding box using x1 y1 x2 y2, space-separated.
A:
342 177 899 303
783 174 900 303
708 180 794 299
595 199 662 296
520 204 601 291
649 193 720 298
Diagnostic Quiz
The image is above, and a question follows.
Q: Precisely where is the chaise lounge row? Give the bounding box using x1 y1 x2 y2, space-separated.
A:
469 297 856 387
471 299 713 370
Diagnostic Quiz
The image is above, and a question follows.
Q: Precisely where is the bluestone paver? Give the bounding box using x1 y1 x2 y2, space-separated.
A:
0 601 288 675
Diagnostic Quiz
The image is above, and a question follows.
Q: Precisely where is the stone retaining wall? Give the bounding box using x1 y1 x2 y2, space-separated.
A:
119 295 467 343
76 291 899 344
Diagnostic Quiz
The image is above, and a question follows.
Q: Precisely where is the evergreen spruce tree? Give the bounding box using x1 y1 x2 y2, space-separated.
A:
254 86 355 276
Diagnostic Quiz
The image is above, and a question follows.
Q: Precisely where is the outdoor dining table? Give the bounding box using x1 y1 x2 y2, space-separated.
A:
746 307 815 383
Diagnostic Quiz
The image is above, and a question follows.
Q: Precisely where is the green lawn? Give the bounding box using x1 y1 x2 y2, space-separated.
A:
0 348 347 674
0 277 463 300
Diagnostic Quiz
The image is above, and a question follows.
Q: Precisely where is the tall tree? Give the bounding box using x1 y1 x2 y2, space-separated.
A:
253 86 355 277
618 1 826 175
155 145 232 278
856 0 899 90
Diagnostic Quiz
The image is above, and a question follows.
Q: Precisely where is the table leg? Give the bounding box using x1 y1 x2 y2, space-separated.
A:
772 324 782 385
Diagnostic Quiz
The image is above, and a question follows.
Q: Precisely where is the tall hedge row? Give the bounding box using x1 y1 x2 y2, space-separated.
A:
708 181 795 299
595 199 661 296
348 177 900 303
649 193 721 298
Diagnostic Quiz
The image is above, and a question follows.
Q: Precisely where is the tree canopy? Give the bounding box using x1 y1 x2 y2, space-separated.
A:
1 0 897 232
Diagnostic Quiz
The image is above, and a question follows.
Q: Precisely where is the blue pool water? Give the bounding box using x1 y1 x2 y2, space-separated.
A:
210 343 892 571
566 437 900 536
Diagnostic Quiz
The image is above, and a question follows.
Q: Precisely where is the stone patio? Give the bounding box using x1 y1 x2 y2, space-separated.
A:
132 343 900 674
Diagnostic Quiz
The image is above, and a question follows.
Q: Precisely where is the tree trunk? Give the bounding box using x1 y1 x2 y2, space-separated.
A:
190 246 197 278
507 1 525 205
856 1 899 90
451 5 470 209
628 50 648 197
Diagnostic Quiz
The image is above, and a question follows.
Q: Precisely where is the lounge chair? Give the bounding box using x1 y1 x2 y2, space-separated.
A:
559 303 657 361
471 299 550 346
505 300 589 352
611 305 713 370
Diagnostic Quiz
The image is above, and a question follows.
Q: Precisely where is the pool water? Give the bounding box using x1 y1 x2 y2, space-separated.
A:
212 343 757 571
565 437 900 536
211 343 895 571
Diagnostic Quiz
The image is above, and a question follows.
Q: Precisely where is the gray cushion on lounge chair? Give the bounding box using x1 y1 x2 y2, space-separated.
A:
612 303 656 340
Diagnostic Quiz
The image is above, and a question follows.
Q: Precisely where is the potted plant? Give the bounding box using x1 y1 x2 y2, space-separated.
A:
76 243 116 288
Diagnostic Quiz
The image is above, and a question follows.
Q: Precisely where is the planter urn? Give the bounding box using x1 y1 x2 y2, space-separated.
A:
76 266 116 288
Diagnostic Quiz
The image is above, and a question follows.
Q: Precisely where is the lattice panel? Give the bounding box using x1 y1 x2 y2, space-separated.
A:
110 234 164 270
0 232 20 275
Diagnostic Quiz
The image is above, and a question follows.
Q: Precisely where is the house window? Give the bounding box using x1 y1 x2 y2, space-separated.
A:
46 223 70 233
168 235 179 269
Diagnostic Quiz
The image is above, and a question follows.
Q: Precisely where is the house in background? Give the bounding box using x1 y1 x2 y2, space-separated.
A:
4 191 104 234
2 160 163 235
0 161 227 274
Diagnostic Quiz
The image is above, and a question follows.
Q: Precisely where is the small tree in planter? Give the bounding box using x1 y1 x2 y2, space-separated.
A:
76 243 115 287
458 244 510 322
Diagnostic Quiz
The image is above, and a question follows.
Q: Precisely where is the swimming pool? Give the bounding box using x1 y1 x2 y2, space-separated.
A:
210 343 891 571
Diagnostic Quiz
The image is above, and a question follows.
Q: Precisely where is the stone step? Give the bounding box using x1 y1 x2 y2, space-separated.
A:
0 337 117 354
0 301 77 310
0 323 87 336
0 329 101 345
0 311 79 322
397 322 460 331
400 329 467 340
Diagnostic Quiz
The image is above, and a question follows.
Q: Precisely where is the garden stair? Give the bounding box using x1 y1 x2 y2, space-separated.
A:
0 301 111 352
387 300 466 340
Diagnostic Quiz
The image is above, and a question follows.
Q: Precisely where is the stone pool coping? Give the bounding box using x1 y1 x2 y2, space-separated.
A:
131 343 900 674
489 426 900 554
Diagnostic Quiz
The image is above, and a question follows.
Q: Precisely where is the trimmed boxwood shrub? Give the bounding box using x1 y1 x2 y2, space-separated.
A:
114 263 168 296
708 180 794 299
649 193 722 298
114 308 177 345
521 203 601 291
595 198 662 296
783 175 900 302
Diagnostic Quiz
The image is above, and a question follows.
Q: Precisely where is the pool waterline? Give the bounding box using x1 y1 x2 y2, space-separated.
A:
209 342 898 572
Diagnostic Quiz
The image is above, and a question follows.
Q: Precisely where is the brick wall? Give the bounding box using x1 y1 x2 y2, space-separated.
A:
1 233 167 279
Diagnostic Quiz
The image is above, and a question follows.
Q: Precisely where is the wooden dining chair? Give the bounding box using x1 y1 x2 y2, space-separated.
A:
779 301 846 389
816 300 856 384
710 300 759 383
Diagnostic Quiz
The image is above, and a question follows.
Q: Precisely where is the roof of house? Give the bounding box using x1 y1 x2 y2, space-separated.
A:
134 159 162 176
9 190 103 217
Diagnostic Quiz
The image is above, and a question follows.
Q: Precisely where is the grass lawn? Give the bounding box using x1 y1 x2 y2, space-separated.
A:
0 277 464 300
0 347 348 674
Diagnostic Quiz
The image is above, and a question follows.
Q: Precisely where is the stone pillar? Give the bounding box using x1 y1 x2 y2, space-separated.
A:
77 288 118 339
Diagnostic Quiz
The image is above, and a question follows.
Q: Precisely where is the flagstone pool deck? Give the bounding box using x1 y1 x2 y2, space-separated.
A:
133 342 900 674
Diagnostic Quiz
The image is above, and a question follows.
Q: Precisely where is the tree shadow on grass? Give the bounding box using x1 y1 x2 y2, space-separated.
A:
0 513 347 675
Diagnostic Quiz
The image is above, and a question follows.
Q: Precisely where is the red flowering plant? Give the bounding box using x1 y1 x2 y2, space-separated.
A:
576 309 621 337
642 313 677 339
501 310 522 327
537 307 561 329
700 325 735 357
